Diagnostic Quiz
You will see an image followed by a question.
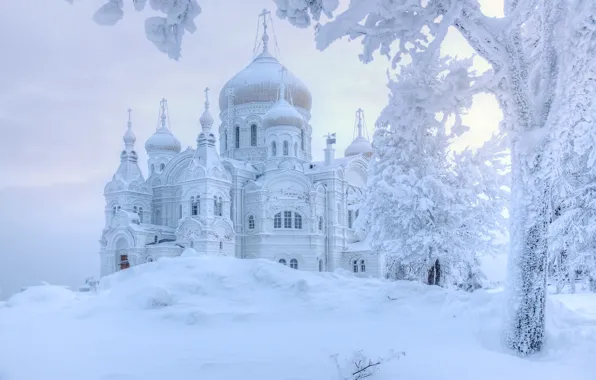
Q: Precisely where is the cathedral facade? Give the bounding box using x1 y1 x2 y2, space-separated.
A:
99 20 378 278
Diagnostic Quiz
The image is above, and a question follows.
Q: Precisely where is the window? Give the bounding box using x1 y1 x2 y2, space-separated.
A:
294 142 298 156
360 260 366 272
290 259 298 269
319 259 323 272
224 131 228 149
147 257 154 263
160 163 165 171
348 210 353 228
112 206 117 216
283 141 289 156
300 130 305 150
219 241 223 250
353 260 358 273
218 197 223 216
139 207 143 223
279 258 287 265
248 215 255 229
356 209 360 220
272 141 277 156
294 214 302 229
151 164 155 174
284 211 292 228
213 196 218 215
337 204 341 224
318 216 324 231
134 206 137 213
179 204 182 219
154 235 158 243
251 124 257 146
274 213 282 228
191 196 198 216
235 126 240 148
155 209 160 224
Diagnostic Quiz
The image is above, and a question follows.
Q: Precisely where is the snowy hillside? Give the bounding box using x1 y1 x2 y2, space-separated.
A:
1 257 595 380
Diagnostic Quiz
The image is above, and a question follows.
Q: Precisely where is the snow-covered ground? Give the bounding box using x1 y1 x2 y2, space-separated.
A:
1 256 595 380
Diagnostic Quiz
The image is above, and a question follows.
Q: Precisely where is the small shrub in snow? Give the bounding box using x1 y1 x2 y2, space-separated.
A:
332 350 404 380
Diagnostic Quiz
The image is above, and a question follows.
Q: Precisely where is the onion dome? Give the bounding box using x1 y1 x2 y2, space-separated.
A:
145 98 182 154
218 13 312 113
199 87 214 132
262 68 304 128
345 108 373 157
123 108 136 149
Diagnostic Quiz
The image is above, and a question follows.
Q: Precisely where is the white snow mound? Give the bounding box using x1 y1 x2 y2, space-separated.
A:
1 256 595 380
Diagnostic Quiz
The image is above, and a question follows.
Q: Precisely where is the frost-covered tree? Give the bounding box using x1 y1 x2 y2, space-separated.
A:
358 53 507 289
273 0 596 355
65 0 201 59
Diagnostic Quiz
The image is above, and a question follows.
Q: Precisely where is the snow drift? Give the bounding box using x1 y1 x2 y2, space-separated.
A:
0 257 594 380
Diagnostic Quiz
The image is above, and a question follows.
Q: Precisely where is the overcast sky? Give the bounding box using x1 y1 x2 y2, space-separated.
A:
0 0 503 298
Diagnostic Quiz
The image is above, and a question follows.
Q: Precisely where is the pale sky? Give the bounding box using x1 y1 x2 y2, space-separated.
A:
0 0 503 298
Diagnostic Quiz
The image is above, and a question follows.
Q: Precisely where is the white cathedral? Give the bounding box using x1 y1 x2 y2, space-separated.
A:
99 14 380 278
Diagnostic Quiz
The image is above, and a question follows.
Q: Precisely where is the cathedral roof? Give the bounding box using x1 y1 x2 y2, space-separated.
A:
262 70 304 129
218 15 311 113
345 136 373 157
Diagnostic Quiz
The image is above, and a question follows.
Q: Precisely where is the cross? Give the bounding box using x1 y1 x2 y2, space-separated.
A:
259 9 270 32
204 87 210 104
160 98 167 128
127 108 132 123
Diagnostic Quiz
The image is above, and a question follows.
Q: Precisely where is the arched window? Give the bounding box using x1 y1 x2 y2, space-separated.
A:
294 214 302 229
274 212 282 228
179 204 182 219
160 163 165 171
279 258 287 265
300 130 305 150
219 241 223 250
133 206 138 213
235 126 240 148
224 131 228 149
248 215 255 229
151 164 155 174
353 260 358 273
360 260 366 272
250 124 257 146
355 209 360 220
112 206 117 216
117 206 121 211
348 210 354 228
294 142 298 156
284 211 292 228
218 197 223 216
213 196 218 215
271 141 277 156
318 216 324 231
290 259 298 269
318 259 323 272
155 209 160 224
139 207 143 223
283 141 289 156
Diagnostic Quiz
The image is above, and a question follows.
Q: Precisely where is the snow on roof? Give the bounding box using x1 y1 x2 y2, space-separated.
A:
345 238 372 253
223 158 260 173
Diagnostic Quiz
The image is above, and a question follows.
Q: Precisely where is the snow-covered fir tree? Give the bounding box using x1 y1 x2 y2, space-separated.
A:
357 53 508 289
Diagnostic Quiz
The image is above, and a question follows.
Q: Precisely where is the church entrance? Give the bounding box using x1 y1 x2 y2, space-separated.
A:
119 254 130 270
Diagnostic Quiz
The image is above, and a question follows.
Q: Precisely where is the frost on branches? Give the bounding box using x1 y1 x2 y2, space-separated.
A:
66 0 201 59
357 53 508 290
275 0 596 355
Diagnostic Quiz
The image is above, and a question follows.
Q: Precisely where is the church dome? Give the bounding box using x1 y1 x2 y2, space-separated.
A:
218 51 312 113
345 136 373 157
145 126 182 154
262 97 303 128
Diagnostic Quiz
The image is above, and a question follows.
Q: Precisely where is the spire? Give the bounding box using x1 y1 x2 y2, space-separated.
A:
158 98 169 131
278 67 287 102
122 108 136 150
199 87 214 132
259 9 271 54
356 108 364 138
